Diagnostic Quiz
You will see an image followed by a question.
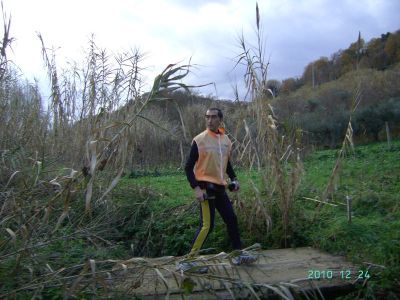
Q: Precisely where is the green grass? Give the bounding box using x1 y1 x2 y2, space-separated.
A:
110 140 400 295
117 173 194 210
3 141 397 298
301 141 400 199
298 141 400 295
111 168 269 256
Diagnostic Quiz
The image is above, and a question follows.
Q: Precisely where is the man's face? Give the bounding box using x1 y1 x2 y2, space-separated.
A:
205 109 221 132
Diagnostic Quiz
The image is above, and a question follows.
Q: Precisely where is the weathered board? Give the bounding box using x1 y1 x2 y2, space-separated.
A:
117 247 363 299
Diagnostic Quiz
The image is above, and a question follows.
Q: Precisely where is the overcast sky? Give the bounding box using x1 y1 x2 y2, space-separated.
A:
4 0 400 100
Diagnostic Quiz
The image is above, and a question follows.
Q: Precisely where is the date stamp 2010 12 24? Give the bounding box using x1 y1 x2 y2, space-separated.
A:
307 269 371 280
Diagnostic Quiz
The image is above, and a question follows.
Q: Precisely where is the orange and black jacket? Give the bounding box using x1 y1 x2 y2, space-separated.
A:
185 128 237 189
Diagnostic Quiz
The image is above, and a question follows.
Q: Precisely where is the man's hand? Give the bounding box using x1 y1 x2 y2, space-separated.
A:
229 180 240 192
194 186 205 202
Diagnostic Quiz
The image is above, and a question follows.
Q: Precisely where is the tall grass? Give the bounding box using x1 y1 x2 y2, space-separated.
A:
2 1 389 297
233 2 303 247
318 85 361 207
0 2 307 298
313 35 364 208
0 9 201 297
0 2 12 82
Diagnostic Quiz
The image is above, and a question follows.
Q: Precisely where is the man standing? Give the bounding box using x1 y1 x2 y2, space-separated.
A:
185 108 242 254
181 108 256 271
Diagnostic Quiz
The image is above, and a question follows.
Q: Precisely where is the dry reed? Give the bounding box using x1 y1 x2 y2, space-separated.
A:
318 84 361 208
0 21 198 297
232 2 304 247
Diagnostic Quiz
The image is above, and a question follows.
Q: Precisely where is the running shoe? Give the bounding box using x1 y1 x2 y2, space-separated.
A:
231 251 258 265
177 261 209 274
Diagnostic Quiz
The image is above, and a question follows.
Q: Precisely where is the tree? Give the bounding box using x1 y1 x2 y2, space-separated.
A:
340 36 365 75
301 57 332 87
280 77 301 95
266 79 281 97
366 34 391 70
384 31 400 66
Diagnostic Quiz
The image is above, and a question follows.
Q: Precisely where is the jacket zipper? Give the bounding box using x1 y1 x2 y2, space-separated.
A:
218 134 223 181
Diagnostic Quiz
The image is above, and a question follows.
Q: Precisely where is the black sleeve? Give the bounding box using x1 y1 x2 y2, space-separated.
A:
226 160 237 181
184 141 199 189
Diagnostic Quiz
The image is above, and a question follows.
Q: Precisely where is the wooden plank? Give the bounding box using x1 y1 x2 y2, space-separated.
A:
117 247 361 299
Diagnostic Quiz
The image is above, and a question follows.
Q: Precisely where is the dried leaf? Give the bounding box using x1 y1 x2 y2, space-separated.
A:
6 228 16 243
90 259 96 276
53 211 68 233
5 170 20 188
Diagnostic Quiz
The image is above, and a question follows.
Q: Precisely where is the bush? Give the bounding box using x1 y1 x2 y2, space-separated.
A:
354 97 400 141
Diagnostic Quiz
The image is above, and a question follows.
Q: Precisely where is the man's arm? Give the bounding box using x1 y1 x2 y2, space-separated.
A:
226 160 240 191
226 160 237 181
185 141 205 201
184 141 199 189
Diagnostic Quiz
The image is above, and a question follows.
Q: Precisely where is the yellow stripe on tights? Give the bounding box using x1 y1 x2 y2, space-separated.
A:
190 200 211 255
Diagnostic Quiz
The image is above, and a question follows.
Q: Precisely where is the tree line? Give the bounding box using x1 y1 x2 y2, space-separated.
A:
1 24 399 172
267 30 400 96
